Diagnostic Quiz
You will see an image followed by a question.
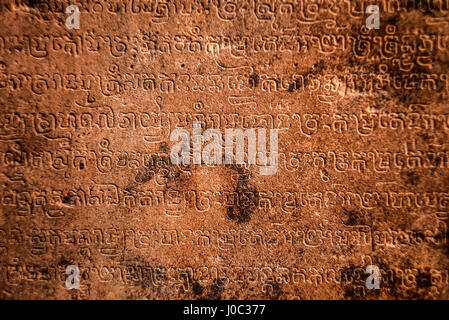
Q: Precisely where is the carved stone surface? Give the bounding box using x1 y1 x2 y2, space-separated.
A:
0 0 448 299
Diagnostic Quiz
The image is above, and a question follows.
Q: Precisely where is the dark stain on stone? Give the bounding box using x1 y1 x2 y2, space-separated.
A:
28 0 40 8
58 257 70 267
206 279 225 300
342 264 369 300
264 281 282 299
404 171 420 186
249 73 259 88
135 167 156 184
387 15 399 25
133 151 190 188
343 209 366 226
62 195 71 205
288 82 295 92
312 60 326 73
225 164 259 224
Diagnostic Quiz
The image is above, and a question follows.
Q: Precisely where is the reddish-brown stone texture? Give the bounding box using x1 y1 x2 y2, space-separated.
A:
0 0 448 299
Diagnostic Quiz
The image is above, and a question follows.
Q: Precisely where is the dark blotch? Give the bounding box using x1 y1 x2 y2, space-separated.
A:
344 209 364 226
226 165 259 224
249 73 259 88
27 0 39 8
404 171 420 186
288 82 295 92
192 282 203 295
206 279 224 300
